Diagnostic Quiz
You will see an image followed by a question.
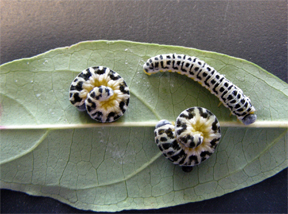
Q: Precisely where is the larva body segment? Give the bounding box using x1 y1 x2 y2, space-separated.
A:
155 107 221 172
69 66 130 123
143 54 257 125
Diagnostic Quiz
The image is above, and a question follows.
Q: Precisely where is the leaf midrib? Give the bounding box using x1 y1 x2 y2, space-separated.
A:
1 121 288 130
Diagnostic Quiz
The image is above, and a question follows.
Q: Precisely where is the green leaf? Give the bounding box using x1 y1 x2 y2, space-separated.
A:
0 40 287 211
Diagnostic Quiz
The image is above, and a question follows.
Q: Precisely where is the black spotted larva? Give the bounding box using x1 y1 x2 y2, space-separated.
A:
155 107 221 172
69 66 130 123
143 54 257 125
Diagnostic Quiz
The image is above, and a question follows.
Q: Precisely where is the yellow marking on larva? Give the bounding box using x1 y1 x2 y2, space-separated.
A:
197 82 203 86
143 70 151 75
218 102 222 107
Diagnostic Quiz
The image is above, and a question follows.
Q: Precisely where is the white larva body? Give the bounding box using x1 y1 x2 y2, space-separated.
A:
155 107 221 172
143 54 257 125
69 66 130 123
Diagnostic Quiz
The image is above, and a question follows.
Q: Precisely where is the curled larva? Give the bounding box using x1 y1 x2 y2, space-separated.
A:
69 66 130 123
155 107 221 172
143 53 257 125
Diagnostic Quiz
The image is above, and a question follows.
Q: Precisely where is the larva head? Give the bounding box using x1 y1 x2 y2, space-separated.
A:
143 62 151 75
241 113 257 125
143 55 163 75
69 66 130 123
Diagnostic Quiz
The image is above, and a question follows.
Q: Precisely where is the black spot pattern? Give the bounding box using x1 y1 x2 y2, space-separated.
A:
143 54 256 125
69 66 130 123
78 69 92 81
